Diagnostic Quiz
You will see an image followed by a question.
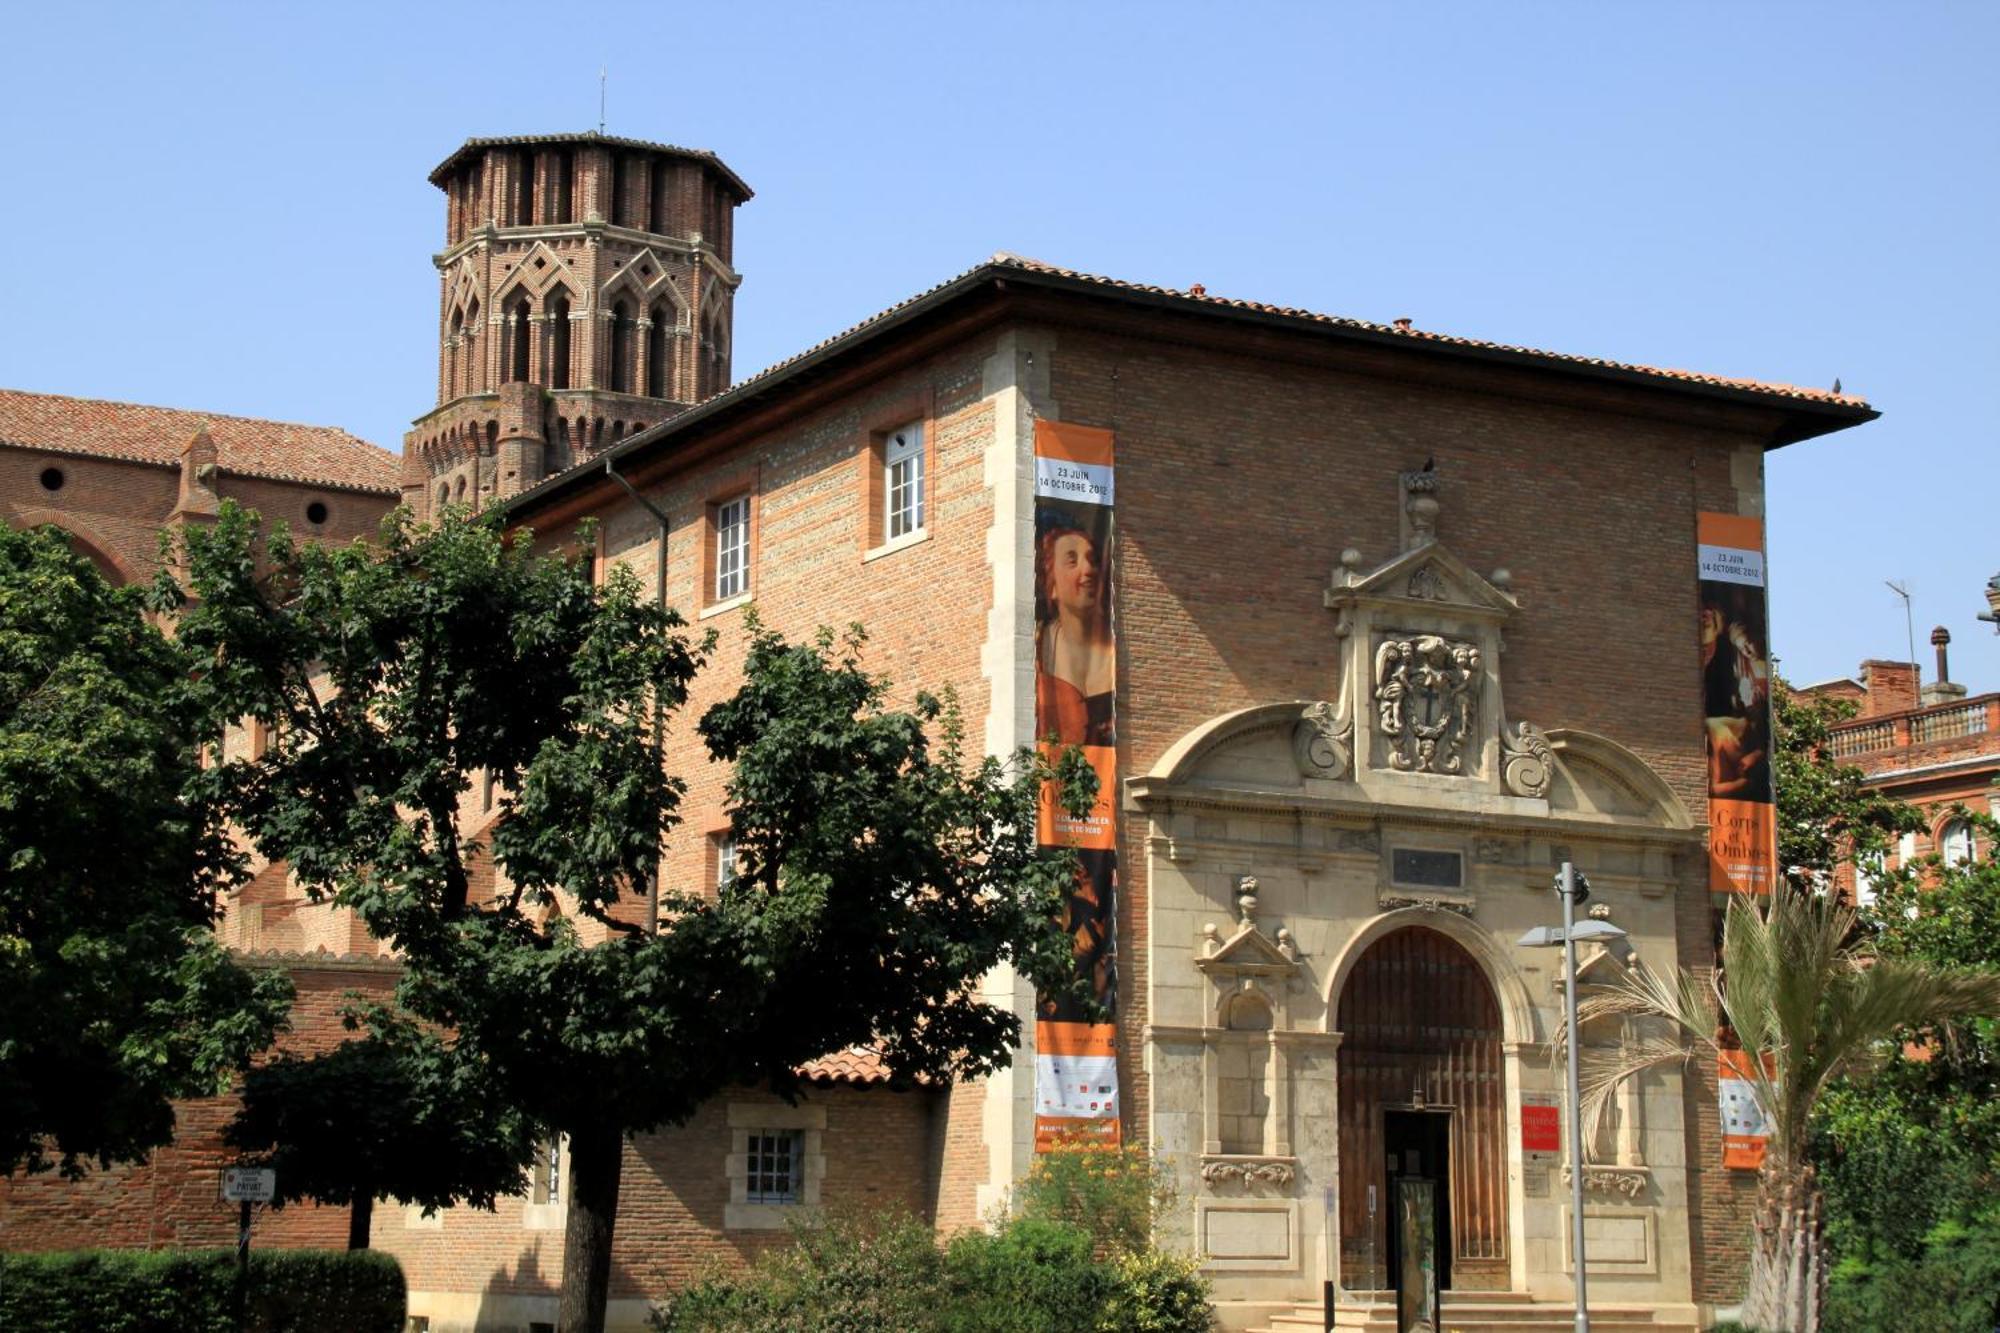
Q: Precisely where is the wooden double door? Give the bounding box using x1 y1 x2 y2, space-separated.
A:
1337 926 1508 1294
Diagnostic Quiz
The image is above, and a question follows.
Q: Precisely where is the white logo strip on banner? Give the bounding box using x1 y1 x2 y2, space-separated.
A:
1035 458 1114 506
1036 1053 1120 1117
1697 543 1765 587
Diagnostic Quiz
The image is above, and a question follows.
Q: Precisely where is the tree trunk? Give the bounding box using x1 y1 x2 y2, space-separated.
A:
1741 1167 1826 1332
556 1123 625 1333
347 1193 374 1250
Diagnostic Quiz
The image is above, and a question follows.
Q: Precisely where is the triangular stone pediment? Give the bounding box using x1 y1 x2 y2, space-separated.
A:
1325 542 1520 619
1196 922 1300 978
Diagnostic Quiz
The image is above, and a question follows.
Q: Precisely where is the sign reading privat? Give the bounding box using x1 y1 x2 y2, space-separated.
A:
220 1167 276 1203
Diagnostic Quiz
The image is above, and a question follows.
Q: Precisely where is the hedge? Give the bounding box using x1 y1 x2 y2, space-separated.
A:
0 1248 406 1333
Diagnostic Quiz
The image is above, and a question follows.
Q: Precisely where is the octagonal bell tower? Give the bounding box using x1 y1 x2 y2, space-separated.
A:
402 132 752 515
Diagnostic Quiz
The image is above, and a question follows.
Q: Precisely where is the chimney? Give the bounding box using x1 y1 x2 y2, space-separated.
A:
1921 626 1968 707
173 425 222 521
1858 659 1919 716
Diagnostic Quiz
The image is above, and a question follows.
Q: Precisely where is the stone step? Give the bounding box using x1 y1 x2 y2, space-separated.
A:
1251 1294 1666 1333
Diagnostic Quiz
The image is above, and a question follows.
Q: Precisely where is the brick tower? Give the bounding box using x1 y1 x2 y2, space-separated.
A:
402 133 752 514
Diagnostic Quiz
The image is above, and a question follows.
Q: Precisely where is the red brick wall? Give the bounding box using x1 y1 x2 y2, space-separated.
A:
0 965 397 1253
2 447 392 589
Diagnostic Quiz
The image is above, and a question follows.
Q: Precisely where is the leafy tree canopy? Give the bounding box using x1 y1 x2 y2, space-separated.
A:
171 504 1093 1331
0 523 288 1177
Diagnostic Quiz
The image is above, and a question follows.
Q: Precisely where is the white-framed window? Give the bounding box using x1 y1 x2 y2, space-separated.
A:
530 1136 564 1206
521 1133 568 1230
1941 818 1978 868
883 422 925 542
744 1129 805 1205
725 1103 825 1230
714 495 749 601
1853 853 1883 907
716 833 738 889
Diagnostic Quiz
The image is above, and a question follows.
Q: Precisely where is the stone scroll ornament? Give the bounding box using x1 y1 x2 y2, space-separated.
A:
1373 634 1480 774
1499 720 1555 798
1293 700 1353 780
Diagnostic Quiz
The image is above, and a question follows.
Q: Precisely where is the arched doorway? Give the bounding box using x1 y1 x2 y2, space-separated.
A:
1337 924 1507 1294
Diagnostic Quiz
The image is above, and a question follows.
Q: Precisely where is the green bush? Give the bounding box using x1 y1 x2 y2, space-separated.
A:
657 1212 945 1333
652 1210 1213 1333
1823 1211 2000 1333
0 1247 405 1333
1012 1143 1173 1256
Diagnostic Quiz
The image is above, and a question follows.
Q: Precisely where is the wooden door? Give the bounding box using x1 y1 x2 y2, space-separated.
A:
1337 926 1507 1291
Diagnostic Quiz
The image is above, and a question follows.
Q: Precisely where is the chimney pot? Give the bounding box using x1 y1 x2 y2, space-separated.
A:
1393 317 1414 332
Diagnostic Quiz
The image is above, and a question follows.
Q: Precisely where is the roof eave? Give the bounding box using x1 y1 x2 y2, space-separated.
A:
501 262 1878 523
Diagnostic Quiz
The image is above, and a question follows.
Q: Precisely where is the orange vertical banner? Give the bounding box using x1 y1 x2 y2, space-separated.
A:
1031 420 1121 1150
1698 513 1776 894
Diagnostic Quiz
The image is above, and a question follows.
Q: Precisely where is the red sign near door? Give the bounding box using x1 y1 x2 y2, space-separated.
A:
1521 1103 1561 1155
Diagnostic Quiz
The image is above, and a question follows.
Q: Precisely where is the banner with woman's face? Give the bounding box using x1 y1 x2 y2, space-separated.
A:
1031 421 1121 1150
1698 513 1775 894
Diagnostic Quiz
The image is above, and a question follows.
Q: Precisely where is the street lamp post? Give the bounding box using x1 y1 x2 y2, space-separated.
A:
1518 862 1629 1333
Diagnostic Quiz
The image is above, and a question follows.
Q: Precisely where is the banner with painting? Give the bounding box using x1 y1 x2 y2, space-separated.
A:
1719 1049 1774 1170
1698 512 1776 895
1031 420 1121 1150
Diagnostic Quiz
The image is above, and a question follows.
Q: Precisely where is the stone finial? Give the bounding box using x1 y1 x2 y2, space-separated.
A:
1400 465 1440 550
1235 876 1260 925
1588 903 1612 921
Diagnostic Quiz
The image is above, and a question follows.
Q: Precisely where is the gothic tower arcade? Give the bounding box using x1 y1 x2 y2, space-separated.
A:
402 132 752 515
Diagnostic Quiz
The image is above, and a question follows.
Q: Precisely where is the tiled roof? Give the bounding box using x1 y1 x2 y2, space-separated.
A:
506 252 1879 521
427 131 753 200
718 253 1868 412
0 389 400 495
796 1047 894 1087
980 254 1870 409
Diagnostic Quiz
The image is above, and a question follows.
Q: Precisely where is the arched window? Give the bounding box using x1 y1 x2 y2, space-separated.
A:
437 482 450 510
446 307 464 397
646 300 672 398
552 150 575 223
1941 818 1978 867
609 300 633 393
464 298 481 391
547 291 572 390
508 296 532 382
513 151 534 226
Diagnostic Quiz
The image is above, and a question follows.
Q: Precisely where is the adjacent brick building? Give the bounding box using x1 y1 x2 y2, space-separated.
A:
3 130 1884 1332
1803 623 2000 898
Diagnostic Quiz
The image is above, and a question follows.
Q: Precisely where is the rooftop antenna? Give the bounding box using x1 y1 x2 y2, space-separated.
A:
1886 579 1918 680
598 67 607 134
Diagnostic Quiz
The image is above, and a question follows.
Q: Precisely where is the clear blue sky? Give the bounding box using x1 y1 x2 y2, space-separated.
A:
7 2 1995 689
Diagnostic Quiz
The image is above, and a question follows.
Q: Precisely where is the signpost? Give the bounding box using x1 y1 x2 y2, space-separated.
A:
221 1168 276 1327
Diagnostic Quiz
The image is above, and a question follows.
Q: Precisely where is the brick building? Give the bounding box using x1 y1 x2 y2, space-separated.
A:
1803 622 2000 898
2 130 1884 1332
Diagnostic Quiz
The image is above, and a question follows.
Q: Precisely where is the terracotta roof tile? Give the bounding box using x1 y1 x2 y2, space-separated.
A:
796 1047 894 1087
710 252 1868 412
0 389 400 495
427 131 752 200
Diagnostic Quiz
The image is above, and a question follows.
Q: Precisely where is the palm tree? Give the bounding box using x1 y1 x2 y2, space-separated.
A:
1574 890 2000 1332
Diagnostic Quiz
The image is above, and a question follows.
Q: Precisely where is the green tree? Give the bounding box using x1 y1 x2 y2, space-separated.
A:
1814 808 2000 1327
1579 890 2000 1332
0 523 289 1177
225 1010 539 1249
169 504 1091 1333
1574 687 1995 1330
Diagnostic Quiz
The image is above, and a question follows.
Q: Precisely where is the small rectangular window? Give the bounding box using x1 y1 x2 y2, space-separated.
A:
1391 847 1463 889
883 423 925 541
530 1137 563 1206
716 833 738 889
744 1129 804 1204
714 495 749 600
